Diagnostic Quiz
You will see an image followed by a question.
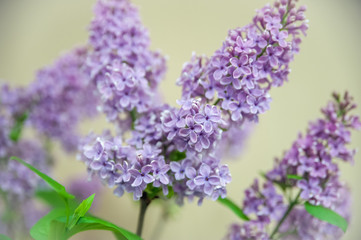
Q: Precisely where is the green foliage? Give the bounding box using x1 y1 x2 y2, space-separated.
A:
14 156 141 240
30 209 67 240
31 210 142 240
218 197 250 221
9 112 28 142
11 156 74 200
304 202 348 232
286 174 303 180
67 194 95 230
57 216 142 240
0 234 12 240
169 150 186 161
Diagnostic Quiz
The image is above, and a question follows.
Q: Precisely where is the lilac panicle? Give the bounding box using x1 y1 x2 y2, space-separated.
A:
87 0 167 124
169 0 308 178
266 92 360 207
28 46 98 152
177 0 308 125
224 92 359 240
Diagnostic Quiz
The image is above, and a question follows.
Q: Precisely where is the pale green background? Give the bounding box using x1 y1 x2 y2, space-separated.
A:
0 1 360 239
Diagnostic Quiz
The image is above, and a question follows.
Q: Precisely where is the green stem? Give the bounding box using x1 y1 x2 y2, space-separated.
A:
130 108 138 130
136 193 151 237
213 98 221 106
270 190 301 239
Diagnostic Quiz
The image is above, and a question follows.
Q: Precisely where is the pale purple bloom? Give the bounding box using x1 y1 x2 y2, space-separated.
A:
129 165 154 187
170 160 191 180
194 164 220 195
230 55 252 79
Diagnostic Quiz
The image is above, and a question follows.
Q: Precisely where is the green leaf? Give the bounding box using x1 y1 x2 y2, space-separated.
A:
49 220 67 240
304 202 348 232
169 150 186 161
218 197 250 221
10 156 74 200
68 194 95 230
9 112 28 142
30 209 67 240
286 174 303 180
35 189 76 209
57 216 142 240
0 234 12 240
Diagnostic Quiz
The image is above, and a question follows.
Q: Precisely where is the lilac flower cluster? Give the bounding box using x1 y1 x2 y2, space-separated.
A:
0 140 48 199
177 0 308 125
224 92 360 240
161 100 223 155
29 46 98 151
0 115 11 158
279 185 351 240
165 0 308 168
79 0 307 205
80 130 231 203
266 92 361 207
87 0 166 123
0 46 99 238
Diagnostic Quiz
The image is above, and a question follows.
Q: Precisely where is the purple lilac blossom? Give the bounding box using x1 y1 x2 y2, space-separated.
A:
79 130 231 203
266 92 360 207
224 92 360 240
0 139 49 237
225 222 269 240
87 0 167 123
0 115 12 158
28 46 98 152
0 140 48 199
177 0 308 125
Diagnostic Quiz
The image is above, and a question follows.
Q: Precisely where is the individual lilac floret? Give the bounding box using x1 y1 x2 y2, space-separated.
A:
87 0 167 122
28 46 98 152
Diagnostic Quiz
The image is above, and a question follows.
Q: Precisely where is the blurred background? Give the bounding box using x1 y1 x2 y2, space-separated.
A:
0 0 360 239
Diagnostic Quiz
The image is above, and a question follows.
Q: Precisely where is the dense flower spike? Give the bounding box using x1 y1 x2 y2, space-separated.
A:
87 0 167 123
177 0 308 127
266 92 360 207
29 46 98 151
224 92 360 240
